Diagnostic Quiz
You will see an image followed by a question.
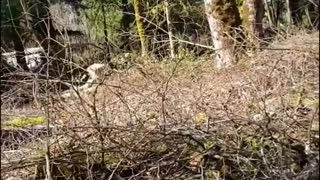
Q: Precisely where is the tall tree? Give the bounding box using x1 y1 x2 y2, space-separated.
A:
164 0 175 58
204 0 241 69
285 0 292 26
133 0 147 56
102 3 111 62
242 0 265 46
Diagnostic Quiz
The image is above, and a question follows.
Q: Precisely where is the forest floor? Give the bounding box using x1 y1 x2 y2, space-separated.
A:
1 31 319 179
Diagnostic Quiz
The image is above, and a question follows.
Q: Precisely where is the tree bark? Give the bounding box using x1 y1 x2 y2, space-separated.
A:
242 0 265 46
102 4 111 63
165 0 175 59
204 0 241 69
285 0 292 26
133 0 147 56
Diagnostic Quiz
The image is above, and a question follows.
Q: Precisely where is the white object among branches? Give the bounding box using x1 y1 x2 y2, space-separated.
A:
2 47 45 71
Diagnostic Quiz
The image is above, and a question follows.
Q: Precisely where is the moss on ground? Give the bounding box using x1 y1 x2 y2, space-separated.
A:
2 116 46 128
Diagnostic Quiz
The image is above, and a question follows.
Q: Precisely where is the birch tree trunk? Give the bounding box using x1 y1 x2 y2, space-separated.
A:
204 0 241 69
242 0 265 46
164 0 175 59
285 0 292 26
133 0 147 56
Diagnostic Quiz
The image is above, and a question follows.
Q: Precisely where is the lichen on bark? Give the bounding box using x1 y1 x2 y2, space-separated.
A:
204 0 241 69
133 0 147 56
241 0 265 46
211 0 242 31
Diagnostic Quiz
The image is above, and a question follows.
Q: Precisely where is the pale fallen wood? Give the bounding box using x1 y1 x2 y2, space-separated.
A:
61 63 112 98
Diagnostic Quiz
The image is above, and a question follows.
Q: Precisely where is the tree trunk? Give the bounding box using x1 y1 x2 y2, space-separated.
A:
102 4 111 63
285 0 292 26
242 0 265 46
133 0 147 56
204 0 241 69
164 0 175 59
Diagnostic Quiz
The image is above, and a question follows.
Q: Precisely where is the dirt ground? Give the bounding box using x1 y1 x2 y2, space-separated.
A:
1 31 319 179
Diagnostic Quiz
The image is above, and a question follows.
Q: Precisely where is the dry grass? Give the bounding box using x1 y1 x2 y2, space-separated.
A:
1 31 319 179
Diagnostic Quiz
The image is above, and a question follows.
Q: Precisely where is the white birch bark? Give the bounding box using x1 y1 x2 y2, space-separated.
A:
165 0 175 59
285 0 292 26
203 0 238 69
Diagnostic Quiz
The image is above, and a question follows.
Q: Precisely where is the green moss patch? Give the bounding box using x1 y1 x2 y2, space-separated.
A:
2 116 46 128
